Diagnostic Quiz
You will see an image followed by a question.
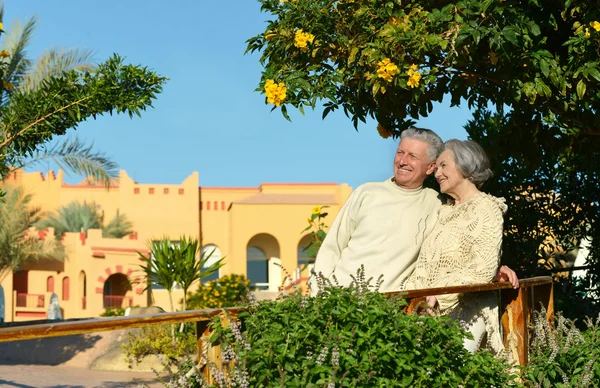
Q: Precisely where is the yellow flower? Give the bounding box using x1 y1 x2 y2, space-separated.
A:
376 58 399 82
307 217 313 226
406 65 422 88
294 29 315 50
585 28 591 38
264 79 287 106
591 21 600 32
377 124 391 139
0 50 9 58
0 22 3 31
312 206 321 215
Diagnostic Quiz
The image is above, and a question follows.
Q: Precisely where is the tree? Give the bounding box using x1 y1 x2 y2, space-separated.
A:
0 186 63 282
0 7 166 191
137 237 223 313
247 0 600 304
38 200 133 239
0 5 119 185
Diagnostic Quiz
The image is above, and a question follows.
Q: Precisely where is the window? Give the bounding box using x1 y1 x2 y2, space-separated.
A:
201 244 222 282
62 277 70 301
47 276 55 293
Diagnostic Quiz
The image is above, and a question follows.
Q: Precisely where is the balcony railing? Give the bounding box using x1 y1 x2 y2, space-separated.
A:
15 293 45 308
103 295 133 309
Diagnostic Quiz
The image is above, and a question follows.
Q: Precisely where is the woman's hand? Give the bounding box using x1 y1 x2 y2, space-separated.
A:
425 295 439 315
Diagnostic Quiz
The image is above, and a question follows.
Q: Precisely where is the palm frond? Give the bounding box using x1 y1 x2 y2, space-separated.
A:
102 211 133 239
21 137 119 188
18 47 95 93
38 201 101 239
1 16 37 86
0 186 63 281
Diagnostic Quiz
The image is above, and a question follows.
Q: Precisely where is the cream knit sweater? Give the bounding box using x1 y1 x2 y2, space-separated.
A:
404 192 508 352
311 178 441 294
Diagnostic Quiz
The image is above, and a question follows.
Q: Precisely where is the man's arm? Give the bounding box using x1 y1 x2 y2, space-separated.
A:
309 191 359 295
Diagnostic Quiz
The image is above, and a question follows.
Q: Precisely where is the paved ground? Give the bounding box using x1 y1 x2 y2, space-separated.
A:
0 364 166 388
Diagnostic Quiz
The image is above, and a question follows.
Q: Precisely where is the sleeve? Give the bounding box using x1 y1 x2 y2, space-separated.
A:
435 205 504 311
308 189 360 295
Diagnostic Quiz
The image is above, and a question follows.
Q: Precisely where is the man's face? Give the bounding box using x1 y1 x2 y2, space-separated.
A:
393 138 436 189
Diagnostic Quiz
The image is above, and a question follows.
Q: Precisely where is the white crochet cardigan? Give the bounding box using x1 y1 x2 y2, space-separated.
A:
404 192 508 353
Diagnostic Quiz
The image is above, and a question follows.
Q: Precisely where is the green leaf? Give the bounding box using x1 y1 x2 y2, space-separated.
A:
502 26 519 46
539 58 550 78
577 79 586 99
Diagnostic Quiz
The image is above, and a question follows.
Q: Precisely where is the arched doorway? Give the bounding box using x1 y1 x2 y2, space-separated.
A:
246 233 280 291
103 273 132 308
201 244 222 283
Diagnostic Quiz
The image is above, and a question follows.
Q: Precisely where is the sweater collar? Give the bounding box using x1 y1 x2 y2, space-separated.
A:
387 177 425 195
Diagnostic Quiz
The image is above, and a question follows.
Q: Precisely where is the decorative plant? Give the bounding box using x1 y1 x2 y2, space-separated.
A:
301 205 329 262
190 267 519 387
186 274 250 310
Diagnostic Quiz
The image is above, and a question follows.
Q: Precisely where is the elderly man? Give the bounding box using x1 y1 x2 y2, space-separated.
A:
310 127 517 294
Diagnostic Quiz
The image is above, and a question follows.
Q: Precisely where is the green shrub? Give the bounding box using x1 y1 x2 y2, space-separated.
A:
186 274 249 310
121 325 197 368
524 310 600 387
100 306 125 317
201 269 518 387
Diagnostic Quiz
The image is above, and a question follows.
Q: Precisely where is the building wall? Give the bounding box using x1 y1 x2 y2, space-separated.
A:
0 170 352 322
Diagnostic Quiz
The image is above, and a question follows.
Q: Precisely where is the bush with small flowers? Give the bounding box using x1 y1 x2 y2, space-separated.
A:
197 267 518 387
523 309 600 387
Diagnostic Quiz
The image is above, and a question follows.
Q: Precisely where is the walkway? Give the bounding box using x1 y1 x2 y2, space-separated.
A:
0 364 164 387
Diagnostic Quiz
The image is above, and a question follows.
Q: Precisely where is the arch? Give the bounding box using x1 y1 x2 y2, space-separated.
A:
79 271 87 309
246 233 281 291
297 234 314 278
201 244 222 283
62 277 70 301
103 273 132 309
46 276 55 293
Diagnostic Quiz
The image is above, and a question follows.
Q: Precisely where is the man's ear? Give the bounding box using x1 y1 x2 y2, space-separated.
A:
426 162 436 175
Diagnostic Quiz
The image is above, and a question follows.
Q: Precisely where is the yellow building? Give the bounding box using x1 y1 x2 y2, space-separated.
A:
0 169 352 322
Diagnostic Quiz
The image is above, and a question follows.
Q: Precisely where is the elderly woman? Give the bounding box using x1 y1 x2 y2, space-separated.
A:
403 139 507 353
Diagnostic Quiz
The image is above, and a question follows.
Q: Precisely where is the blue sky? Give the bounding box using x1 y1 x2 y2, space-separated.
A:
7 1 471 189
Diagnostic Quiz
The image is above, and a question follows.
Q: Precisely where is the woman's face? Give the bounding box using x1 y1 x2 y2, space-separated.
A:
434 150 466 194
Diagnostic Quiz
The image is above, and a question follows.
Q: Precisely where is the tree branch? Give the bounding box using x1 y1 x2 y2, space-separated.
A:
0 95 92 151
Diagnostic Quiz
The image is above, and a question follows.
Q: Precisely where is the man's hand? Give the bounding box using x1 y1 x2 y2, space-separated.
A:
496 265 519 289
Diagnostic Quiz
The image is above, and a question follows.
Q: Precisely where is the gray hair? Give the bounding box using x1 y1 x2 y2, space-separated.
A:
400 127 443 162
443 139 493 188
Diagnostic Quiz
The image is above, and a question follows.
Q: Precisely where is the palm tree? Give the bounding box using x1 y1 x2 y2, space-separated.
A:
38 200 133 239
0 186 64 282
0 3 117 186
137 237 224 313
101 210 134 239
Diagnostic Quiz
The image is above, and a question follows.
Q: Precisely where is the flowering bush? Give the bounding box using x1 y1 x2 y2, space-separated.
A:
186 274 250 310
524 309 600 387
192 268 518 387
121 325 197 368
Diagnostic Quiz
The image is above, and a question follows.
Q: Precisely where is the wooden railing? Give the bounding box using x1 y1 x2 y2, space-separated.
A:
385 276 554 365
15 293 45 308
0 277 553 383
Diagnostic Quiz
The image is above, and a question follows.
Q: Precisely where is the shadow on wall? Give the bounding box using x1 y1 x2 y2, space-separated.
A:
0 333 103 365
